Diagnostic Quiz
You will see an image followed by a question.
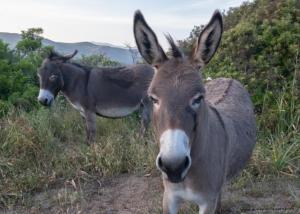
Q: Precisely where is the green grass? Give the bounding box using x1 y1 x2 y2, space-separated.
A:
252 79 300 177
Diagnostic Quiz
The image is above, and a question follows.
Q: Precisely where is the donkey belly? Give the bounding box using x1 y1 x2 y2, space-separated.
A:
96 105 140 118
227 118 256 179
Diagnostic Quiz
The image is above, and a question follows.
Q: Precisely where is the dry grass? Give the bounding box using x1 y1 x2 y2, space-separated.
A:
0 101 157 208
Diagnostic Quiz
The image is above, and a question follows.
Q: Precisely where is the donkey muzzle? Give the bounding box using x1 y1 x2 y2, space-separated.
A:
157 155 191 183
157 129 191 183
38 89 54 106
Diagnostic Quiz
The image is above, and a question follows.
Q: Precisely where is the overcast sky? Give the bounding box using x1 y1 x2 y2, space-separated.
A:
0 0 250 48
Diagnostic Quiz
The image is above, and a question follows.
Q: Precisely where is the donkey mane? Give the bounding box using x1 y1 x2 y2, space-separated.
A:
69 62 92 73
48 51 92 73
213 79 234 105
48 50 61 59
47 50 91 72
165 34 183 58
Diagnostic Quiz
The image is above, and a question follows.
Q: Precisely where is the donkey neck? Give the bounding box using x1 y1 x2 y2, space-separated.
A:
191 101 228 160
59 63 90 101
190 101 210 158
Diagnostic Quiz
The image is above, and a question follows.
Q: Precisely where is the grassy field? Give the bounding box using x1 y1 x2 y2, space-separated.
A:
0 88 299 212
0 97 158 209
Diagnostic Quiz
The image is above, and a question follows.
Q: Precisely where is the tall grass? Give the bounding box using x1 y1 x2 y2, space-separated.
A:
252 66 300 177
0 100 157 208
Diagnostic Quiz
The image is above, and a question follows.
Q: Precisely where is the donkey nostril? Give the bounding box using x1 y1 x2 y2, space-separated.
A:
157 156 169 173
158 156 163 169
184 156 190 168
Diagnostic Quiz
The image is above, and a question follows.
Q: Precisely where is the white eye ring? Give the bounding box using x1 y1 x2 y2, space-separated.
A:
49 75 58 82
190 93 203 110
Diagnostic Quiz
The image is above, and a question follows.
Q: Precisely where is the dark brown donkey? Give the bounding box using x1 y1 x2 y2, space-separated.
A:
37 50 154 144
134 10 256 213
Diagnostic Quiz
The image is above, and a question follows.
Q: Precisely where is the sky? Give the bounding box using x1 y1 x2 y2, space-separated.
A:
0 0 249 49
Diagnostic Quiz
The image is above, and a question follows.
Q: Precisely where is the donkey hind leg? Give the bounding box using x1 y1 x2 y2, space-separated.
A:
85 111 96 145
139 96 152 136
215 193 222 214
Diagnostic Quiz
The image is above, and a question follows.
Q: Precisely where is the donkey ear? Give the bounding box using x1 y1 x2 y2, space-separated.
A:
133 10 167 66
61 50 78 62
192 10 223 66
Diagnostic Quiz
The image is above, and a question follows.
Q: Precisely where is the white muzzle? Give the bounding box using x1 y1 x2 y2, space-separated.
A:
38 89 54 106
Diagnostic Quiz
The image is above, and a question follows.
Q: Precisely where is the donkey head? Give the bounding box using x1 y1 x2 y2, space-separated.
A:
37 50 78 106
134 10 223 183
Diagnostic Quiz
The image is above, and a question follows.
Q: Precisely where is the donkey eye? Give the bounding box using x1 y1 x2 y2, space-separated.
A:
49 75 58 82
193 96 202 105
190 94 203 109
149 95 159 105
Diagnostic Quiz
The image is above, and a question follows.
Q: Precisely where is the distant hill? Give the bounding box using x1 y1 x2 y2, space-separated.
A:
0 32 140 64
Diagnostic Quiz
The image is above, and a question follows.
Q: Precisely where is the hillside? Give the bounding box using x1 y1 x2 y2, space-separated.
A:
0 32 139 64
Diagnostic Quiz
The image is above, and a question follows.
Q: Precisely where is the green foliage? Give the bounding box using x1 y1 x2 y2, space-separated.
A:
0 28 52 114
16 28 43 56
177 25 203 56
251 80 300 176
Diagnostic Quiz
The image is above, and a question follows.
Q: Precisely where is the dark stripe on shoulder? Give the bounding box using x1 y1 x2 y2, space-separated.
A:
214 79 233 105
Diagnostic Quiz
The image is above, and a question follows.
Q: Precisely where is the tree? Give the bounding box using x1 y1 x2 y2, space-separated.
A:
0 28 52 115
177 25 204 56
16 28 43 56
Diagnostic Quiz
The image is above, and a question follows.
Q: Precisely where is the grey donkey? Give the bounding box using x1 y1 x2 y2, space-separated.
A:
133 10 256 214
38 50 154 144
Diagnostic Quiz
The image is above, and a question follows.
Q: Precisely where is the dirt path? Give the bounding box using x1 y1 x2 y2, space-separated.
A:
2 174 300 214
80 175 162 214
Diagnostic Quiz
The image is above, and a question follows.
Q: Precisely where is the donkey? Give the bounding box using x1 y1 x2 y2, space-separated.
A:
133 10 256 213
37 50 154 144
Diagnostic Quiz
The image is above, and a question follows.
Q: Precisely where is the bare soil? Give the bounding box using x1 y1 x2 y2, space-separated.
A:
1 174 299 214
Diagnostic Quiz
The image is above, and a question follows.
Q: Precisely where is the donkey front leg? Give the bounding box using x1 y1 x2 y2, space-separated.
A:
140 96 152 136
84 111 96 144
198 195 219 214
215 193 222 214
162 190 182 214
